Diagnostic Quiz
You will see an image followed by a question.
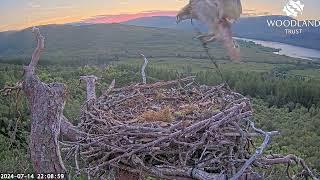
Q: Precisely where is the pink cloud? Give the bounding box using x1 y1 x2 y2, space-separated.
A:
83 11 177 24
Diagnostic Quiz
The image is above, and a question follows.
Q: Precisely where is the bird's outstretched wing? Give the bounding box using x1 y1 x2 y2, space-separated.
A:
177 0 242 60
177 0 241 24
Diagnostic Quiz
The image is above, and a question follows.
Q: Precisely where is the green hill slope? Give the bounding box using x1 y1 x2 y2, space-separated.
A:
0 24 204 62
0 23 300 65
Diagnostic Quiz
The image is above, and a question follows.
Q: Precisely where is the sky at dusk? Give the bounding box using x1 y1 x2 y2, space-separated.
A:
1 0 319 32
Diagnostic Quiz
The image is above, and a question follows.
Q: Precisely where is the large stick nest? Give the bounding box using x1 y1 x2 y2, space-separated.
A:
62 77 317 180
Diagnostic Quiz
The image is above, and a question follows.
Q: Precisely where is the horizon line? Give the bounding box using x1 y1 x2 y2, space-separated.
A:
0 13 305 33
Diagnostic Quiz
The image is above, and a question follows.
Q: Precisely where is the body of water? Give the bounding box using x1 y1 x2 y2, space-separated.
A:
236 37 320 61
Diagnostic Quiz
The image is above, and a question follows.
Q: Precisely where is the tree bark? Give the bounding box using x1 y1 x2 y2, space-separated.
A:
23 76 67 173
22 27 67 174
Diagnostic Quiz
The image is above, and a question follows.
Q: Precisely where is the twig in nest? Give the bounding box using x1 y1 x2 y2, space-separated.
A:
103 79 115 96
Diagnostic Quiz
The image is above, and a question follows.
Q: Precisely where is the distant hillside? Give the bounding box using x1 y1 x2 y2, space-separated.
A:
123 16 201 31
123 16 320 50
0 23 308 65
0 24 207 64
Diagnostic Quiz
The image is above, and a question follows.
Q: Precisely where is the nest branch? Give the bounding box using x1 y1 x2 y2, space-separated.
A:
231 120 279 180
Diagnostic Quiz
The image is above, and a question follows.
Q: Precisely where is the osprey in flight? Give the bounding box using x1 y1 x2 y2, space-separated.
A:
177 0 242 60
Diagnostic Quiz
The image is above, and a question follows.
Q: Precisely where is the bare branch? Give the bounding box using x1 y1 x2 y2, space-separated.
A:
231 120 279 180
260 154 319 180
28 27 45 73
140 54 149 84
0 81 22 96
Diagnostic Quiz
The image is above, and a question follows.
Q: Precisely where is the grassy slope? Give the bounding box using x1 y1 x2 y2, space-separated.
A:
0 24 302 63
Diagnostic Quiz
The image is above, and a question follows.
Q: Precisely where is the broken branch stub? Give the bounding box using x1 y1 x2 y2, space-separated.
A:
80 75 98 101
140 54 149 84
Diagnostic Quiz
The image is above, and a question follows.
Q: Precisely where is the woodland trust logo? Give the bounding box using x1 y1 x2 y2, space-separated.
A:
266 0 320 35
283 0 304 17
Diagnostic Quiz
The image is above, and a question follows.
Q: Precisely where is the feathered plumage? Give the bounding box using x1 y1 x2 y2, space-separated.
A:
177 0 242 60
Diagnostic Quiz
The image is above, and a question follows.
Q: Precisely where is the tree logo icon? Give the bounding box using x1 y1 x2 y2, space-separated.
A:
283 0 305 17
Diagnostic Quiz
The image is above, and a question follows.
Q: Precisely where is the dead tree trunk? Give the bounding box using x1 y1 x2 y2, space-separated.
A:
22 27 67 173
